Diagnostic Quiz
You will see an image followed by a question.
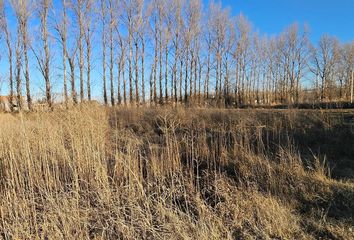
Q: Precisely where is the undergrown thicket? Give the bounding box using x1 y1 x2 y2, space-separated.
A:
0 107 353 239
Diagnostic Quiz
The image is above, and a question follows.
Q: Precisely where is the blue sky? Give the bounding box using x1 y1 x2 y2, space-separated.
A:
219 0 354 42
1 0 354 98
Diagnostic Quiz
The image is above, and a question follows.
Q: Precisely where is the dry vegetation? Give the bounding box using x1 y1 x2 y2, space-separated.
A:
0 106 353 239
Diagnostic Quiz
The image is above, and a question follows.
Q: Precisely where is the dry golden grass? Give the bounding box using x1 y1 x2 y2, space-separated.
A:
0 106 353 239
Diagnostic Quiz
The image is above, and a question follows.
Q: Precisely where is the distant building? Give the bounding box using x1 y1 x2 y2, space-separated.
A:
0 96 25 112
0 96 11 112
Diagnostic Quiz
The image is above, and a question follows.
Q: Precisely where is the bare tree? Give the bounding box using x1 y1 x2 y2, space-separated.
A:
121 0 135 104
56 0 78 106
234 14 251 106
15 18 23 109
100 0 108 105
139 26 146 104
72 0 86 102
170 0 183 105
2 0 354 109
108 0 115 106
340 43 354 101
186 0 201 103
114 18 126 105
148 1 158 104
278 24 309 104
55 0 69 107
222 15 235 106
133 0 144 106
204 5 213 101
11 0 33 110
0 0 14 110
310 35 340 101
207 2 232 105
68 47 78 105
162 1 173 102
121 0 143 105
149 0 165 104
33 0 53 109
84 0 93 101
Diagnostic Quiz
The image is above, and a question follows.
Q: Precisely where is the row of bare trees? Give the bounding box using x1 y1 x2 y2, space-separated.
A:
0 0 354 110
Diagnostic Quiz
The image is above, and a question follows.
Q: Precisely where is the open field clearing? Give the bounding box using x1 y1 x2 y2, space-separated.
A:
0 106 353 239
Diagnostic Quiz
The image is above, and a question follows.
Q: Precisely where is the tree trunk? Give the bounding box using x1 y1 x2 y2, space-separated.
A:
117 60 122 105
22 19 32 111
153 27 158 104
41 0 52 109
15 26 22 110
173 39 179 104
86 35 91 101
128 29 133 104
205 47 210 101
85 0 92 102
179 59 183 103
159 31 163 104
3 14 14 110
135 41 139 106
78 0 84 102
109 0 114 106
101 0 108 105
164 45 168 102
123 60 126 105
141 38 145 104
61 0 68 108
149 63 154 105
184 49 189 104
68 57 77 105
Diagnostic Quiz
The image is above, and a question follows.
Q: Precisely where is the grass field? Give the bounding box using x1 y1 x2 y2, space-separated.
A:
0 106 353 239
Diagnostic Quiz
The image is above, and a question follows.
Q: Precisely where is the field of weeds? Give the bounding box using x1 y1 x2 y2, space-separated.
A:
0 106 353 239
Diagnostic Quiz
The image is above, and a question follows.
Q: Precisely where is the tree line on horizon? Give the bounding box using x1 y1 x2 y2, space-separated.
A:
0 0 354 111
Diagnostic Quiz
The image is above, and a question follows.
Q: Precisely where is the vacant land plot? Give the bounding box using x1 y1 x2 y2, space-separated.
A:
0 107 353 239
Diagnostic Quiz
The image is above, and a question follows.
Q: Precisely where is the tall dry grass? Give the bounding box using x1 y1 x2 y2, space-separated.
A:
0 106 353 239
